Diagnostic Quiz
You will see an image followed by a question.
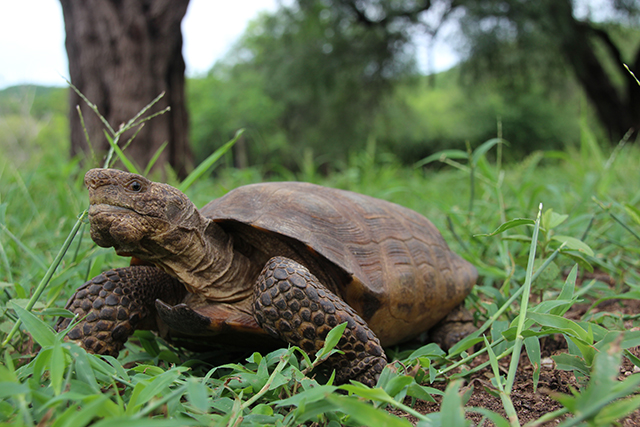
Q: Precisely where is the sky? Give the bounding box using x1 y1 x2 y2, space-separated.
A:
0 1 459 90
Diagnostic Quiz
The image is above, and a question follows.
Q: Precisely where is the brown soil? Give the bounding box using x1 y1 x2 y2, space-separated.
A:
390 297 640 426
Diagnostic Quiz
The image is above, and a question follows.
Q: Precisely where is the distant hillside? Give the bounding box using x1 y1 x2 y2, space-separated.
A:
0 85 68 118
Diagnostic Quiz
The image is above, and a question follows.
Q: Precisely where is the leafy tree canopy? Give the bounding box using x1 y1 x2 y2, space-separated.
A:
189 0 639 171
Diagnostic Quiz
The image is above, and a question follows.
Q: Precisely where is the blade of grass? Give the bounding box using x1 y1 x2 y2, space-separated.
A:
0 223 48 271
483 336 519 426
67 79 115 135
593 197 640 243
104 131 139 174
143 141 169 176
505 203 542 394
178 129 244 193
76 105 97 164
117 123 146 161
0 238 12 283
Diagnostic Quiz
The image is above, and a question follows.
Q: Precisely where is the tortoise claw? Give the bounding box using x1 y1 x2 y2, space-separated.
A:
155 300 212 335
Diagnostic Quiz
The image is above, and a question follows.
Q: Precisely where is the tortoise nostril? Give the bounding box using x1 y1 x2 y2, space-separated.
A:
85 169 109 190
84 171 97 189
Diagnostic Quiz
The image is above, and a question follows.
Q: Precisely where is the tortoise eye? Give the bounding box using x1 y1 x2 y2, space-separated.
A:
128 180 143 192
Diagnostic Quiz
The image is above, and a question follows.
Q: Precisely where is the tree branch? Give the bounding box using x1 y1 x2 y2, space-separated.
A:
338 0 435 28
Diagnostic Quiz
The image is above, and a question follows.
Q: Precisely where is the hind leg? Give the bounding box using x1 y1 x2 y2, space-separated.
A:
252 256 387 386
57 266 185 356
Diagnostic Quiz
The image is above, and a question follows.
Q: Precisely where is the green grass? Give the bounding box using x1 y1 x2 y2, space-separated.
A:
1 98 640 426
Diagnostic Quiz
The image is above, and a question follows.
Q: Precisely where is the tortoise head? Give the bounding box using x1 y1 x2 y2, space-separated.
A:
84 168 205 261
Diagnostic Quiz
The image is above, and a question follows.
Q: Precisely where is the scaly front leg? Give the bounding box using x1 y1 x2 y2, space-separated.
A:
57 266 185 356
252 256 387 386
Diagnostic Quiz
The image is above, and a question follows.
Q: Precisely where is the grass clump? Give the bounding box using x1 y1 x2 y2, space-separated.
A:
0 90 639 426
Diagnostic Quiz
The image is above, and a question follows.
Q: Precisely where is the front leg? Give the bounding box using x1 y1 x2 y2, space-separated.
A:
253 256 387 386
57 266 186 356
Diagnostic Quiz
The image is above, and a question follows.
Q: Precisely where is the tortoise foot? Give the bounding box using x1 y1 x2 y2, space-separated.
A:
428 304 477 351
253 256 387 386
155 300 212 334
57 266 185 356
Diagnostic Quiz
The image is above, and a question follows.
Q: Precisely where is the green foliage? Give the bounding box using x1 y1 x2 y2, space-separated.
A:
183 0 632 172
0 86 69 169
458 0 640 140
187 68 285 169
188 0 417 171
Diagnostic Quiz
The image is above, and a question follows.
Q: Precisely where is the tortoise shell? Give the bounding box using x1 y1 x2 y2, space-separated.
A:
200 182 477 346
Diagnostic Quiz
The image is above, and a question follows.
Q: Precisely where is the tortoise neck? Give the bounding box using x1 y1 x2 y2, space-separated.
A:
156 217 254 302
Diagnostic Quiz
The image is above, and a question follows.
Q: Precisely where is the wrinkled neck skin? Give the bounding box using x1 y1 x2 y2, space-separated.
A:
148 206 255 303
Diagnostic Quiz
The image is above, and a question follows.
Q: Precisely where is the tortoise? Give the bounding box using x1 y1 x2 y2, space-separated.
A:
57 168 477 386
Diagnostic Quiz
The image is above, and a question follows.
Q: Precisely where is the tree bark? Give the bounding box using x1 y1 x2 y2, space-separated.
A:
548 0 639 140
60 0 192 176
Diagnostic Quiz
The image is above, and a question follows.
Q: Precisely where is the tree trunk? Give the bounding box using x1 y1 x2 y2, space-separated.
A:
548 0 639 141
60 0 192 177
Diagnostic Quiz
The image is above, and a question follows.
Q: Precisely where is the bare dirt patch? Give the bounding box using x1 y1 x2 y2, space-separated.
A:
390 297 640 426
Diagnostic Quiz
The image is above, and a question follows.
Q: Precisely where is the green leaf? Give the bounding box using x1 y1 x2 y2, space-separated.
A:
316 322 348 360
533 300 574 315
551 264 577 315
91 418 191 427
483 335 504 392
593 394 640 426
552 353 590 376
52 395 112 427
325 394 412 427
501 234 533 243
447 334 484 356
0 382 31 398
524 336 541 392
415 149 469 167
542 209 568 230
187 378 210 413
552 235 594 256
250 403 273 415
126 368 183 415
287 398 344 424
383 375 414 398
50 339 66 396
474 219 535 237
276 385 337 407
624 203 640 226
471 138 504 166
340 383 394 403
210 397 234 413
440 381 471 427
406 383 438 403
10 301 56 347
527 312 590 343
559 251 594 273
408 343 446 360
71 348 100 393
